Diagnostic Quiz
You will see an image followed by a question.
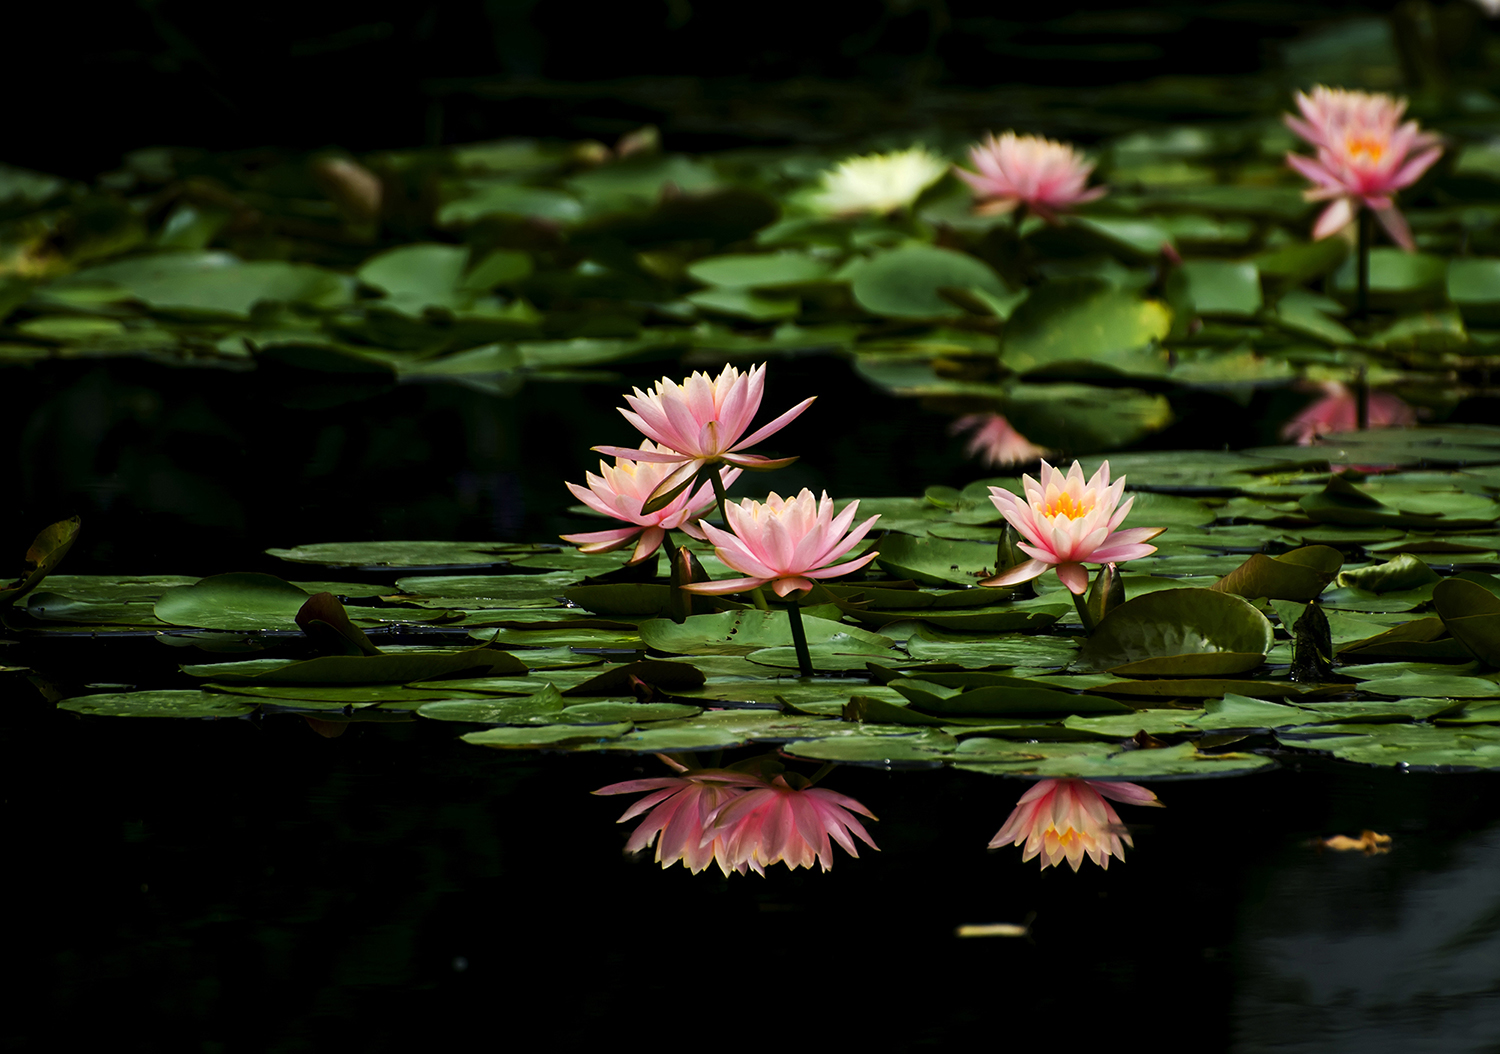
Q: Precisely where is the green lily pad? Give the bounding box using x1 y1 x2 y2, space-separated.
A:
687 251 833 288
872 535 1000 587
955 739 1274 779
267 541 529 568
58 689 257 719
1432 577 1500 666
207 644 528 685
1178 259 1262 319
60 252 351 318
460 723 635 749
780 728 958 765
847 244 1008 319
1076 588 1273 674
1337 553 1441 593
637 610 893 657
153 573 311 631
1001 278 1171 376
903 625 1079 668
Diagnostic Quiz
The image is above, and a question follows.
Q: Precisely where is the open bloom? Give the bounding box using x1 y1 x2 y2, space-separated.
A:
982 460 1164 595
1280 381 1417 445
1284 86 1443 251
561 441 741 564
680 489 880 598
810 147 948 216
950 413 1050 467
955 132 1106 221
595 768 771 876
593 364 815 510
990 778 1162 871
705 774 879 875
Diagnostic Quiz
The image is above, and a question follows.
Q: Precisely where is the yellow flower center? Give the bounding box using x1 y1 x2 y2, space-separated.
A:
1039 492 1095 520
1344 133 1385 164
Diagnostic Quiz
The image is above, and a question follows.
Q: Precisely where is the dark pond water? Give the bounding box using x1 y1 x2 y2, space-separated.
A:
5 708 1498 1050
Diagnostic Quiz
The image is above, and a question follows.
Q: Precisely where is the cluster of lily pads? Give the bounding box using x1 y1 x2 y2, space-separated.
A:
12 423 1500 776
3 87 1500 451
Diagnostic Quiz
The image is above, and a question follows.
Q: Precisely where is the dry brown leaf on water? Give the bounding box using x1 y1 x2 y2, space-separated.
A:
1321 830 1392 854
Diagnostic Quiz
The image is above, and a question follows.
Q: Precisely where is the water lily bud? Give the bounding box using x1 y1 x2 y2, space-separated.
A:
668 543 709 623
996 523 1026 576
312 157 382 222
1087 562 1125 626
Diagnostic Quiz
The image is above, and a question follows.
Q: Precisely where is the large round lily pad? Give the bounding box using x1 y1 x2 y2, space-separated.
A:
1076 588 1274 674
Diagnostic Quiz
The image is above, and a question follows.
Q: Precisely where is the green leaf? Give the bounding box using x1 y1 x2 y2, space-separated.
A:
59 252 351 319
1001 278 1171 377
154 573 311 631
687 251 833 288
1209 546 1343 602
1076 587 1274 674
1448 258 1500 325
781 728 958 765
1333 249 1448 308
638 610 894 657
0 516 81 607
999 383 1173 452
1178 260 1262 319
954 739 1274 779
208 644 528 685
358 243 471 314
686 287 799 320
563 659 705 695
1337 553 1441 593
847 245 1008 319
437 183 583 226
1433 578 1500 667
267 541 531 568
461 723 635 749
870 534 999 587
59 690 257 719
903 624 1079 668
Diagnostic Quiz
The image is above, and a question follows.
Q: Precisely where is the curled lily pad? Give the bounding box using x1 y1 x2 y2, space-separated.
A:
1432 578 1500 667
1338 554 1441 593
0 517 81 607
1076 588 1274 675
1210 546 1343 602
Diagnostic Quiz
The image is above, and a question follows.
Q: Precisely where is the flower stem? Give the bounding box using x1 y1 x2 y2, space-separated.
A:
708 465 731 527
1356 205 1372 321
784 599 814 677
1354 364 1369 431
750 587 770 611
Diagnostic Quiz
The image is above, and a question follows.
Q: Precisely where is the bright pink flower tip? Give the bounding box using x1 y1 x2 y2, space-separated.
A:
989 778 1161 871
1283 85 1442 250
689 489 880 597
607 364 813 484
986 460 1163 593
956 131 1105 220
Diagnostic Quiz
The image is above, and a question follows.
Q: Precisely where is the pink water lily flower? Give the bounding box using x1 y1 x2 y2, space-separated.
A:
1280 381 1417 445
950 413 1050 467
705 773 879 875
1284 86 1443 251
593 363 816 510
983 460 1164 595
561 441 741 564
990 778 1162 871
955 132 1106 221
594 767 771 876
679 489 880 598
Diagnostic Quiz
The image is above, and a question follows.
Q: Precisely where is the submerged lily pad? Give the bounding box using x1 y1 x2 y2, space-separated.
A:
59 690 257 719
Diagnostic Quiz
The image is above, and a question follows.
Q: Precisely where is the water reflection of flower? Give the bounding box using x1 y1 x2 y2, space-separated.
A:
594 758 878 875
679 488 880 599
990 778 1162 871
950 413 1050 467
1283 85 1442 251
982 460 1164 595
1280 381 1416 445
593 363 815 510
561 441 740 564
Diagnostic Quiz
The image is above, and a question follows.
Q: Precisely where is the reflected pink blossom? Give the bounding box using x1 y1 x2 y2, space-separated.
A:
982 460 1164 595
593 364 815 510
1280 381 1417 445
678 488 880 598
955 132 1106 221
706 773 879 875
990 778 1162 871
950 413 1050 467
561 441 740 564
594 767 770 876
1283 86 1443 251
